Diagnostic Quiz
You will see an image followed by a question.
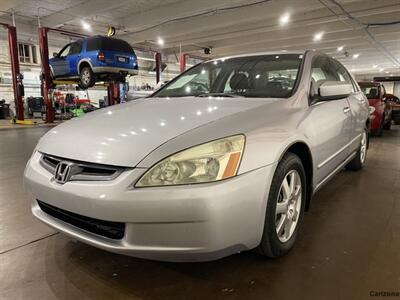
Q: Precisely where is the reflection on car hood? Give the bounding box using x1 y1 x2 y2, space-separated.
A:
37 97 271 167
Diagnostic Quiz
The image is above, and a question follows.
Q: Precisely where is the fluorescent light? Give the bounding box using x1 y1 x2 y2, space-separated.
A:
279 13 290 25
373 65 378 68
157 37 164 46
385 71 389 74
337 46 344 52
352 53 360 59
379 68 384 72
313 32 324 41
81 20 91 31
138 57 155 62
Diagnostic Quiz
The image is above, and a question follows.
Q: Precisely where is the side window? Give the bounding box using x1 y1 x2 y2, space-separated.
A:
381 85 386 96
58 44 71 57
69 42 82 55
86 39 100 52
310 56 338 97
331 59 356 92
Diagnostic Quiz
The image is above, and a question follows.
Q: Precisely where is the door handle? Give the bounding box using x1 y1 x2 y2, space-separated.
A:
343 107 351 113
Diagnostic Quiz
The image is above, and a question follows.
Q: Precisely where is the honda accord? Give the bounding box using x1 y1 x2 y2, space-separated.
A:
24 51 369 262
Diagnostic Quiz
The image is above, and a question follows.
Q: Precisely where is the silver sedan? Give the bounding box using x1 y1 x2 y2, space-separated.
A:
24 51 369 262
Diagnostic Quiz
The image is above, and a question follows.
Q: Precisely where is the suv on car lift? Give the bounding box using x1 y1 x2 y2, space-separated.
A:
358 81 392 135
49 36 138 89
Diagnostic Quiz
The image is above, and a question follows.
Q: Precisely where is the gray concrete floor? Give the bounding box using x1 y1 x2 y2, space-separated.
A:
1 126 399 300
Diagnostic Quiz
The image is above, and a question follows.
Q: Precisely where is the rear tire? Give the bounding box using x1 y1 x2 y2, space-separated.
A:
256 153 306 258
79 66 95 89
346 129 368 171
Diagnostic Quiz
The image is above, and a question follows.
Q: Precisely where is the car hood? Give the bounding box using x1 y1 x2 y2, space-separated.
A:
37 97 271 167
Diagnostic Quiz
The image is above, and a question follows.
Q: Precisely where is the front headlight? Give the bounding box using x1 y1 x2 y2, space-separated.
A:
135 135 245 187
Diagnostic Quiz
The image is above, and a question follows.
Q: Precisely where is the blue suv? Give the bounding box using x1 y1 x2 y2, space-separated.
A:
50 36 138 88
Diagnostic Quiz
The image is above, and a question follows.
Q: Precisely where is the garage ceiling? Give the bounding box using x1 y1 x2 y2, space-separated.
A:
1 0 399 76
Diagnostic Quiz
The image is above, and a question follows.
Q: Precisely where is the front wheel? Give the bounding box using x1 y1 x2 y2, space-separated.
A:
256 153 306 258
346 129 368 171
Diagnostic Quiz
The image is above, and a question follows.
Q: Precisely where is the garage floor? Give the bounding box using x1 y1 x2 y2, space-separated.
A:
1 126 399 300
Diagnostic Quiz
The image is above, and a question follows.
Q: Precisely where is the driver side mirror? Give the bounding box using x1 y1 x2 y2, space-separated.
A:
312 81 353 103
53 52 59 58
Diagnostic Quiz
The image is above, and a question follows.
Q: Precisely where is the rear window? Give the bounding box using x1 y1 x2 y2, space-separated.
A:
359 84 380 99
86 37 134 53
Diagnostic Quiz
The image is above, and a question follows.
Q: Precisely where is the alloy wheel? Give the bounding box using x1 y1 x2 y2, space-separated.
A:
275 170 302 243
360 131 367 164
81 69 91 85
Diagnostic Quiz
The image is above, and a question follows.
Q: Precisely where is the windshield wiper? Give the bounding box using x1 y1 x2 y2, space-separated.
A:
196 93 240 98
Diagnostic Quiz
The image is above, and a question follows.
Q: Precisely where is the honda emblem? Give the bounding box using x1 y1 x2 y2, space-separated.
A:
54 161 74 184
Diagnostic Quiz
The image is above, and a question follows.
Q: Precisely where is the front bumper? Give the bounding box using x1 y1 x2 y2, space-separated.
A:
24 151 275 262
369 111 381 130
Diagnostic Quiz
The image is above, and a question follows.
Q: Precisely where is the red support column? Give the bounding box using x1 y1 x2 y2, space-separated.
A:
38 27 55 123
107 82 120 106
179 53 186 73
155 52 162 84
7 26 24 121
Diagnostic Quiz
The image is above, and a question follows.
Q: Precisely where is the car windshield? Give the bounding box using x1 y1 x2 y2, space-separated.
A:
359 84 380 99
152 54 303 98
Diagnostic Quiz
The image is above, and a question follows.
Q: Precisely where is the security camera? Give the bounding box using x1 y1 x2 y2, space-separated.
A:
204 47 212 55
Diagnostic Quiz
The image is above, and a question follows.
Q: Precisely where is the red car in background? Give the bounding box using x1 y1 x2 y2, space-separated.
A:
358 82 392 136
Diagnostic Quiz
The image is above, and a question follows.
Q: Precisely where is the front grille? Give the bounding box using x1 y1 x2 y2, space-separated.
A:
40 153 124 182
37 200 125 240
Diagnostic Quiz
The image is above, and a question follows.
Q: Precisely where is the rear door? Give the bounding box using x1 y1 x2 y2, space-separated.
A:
100 38 137 70
307 55 352 184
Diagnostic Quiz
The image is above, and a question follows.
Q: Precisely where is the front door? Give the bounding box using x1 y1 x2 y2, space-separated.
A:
52 44 71 77
66 41 82 77
305 55 352 184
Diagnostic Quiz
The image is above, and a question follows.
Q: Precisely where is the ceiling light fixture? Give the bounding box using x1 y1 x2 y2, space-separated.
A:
81 20 91 31
352 53 360 59
313 32 324 42
157 37 164 46
279 13 290 25
373 65 378 68
379 68 384 72
337 46 344 52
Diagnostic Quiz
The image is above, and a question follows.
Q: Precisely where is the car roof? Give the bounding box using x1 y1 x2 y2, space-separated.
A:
84 35 124 41
209 50 307 62
358 81 381 86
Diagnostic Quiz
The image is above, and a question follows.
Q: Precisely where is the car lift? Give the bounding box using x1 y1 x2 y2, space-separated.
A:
38 27 126 123
1 22 26 123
